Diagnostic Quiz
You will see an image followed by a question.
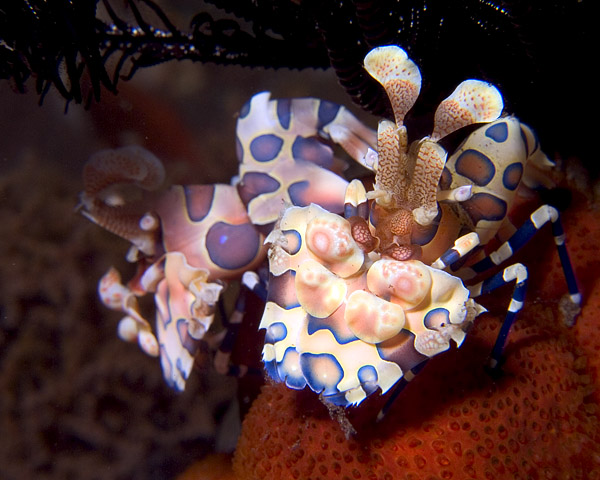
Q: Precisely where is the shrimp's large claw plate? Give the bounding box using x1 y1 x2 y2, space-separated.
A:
260 204 479 406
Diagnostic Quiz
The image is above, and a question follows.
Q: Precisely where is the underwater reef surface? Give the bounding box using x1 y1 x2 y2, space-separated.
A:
232 191 600 480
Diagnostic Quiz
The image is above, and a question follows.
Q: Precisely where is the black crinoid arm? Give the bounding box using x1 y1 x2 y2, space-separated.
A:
0 0 330 106
1 0 115 104
0 0 593 163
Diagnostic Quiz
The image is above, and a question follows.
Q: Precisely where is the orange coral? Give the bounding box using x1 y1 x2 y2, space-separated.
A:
233 193 600 480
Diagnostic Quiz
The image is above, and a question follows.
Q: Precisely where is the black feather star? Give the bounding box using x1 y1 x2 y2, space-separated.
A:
0 0 592 162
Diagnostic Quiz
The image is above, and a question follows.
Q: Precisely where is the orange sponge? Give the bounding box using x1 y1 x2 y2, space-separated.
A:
233 194 600 480
234 312 599 479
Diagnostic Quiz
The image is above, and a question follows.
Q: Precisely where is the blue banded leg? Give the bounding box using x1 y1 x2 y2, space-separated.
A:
377 360 429 422
214 271 267 377
469 263 528 373
431 232 480 270
241 270 268 302
466 205 581 325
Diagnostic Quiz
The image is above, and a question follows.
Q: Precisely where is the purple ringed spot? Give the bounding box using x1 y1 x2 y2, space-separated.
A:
503 162 523 191
279 347 307 389
462 192 507 223
263 358 284 389
287 180 313 207
183 185 215 222
237 171 281 206
265 322 287 343
263 357 280 383
376 330 429 371
369 204 380 229
288 181 344 213
205 221 261 270
520 125 540 157
411 209 442 246
250 134 284 162
357 365 378 384
276 99 292 129
266 271 300 309
317 100 341 130
236 135 244 163
455 149 496 186
281 229 302 255
440 167 452 190
238 98 252 119
175 357 188 381
485 121 509 142
291 136 334 169
357 365 379 395
156 284 172 328
300 352 344 396
423 308 451 330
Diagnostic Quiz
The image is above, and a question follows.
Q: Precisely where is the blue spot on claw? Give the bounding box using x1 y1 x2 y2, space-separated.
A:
300 352 344 395
250 134 284 162
206 222 261 270
455 149 495 186
277 99 292 129
503 162 523 190
485 122 508 142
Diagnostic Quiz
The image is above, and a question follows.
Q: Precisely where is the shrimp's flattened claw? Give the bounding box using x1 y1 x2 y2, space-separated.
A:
432 80 503 141
364 45 421 127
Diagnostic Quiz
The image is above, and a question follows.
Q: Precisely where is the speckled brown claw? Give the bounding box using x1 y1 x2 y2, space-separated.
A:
364 45 421 127
79 146 166 256
431 80 503 142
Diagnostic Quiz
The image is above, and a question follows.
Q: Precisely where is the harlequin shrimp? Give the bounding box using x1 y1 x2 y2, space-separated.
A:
79 95 375 391
259 45 581 413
